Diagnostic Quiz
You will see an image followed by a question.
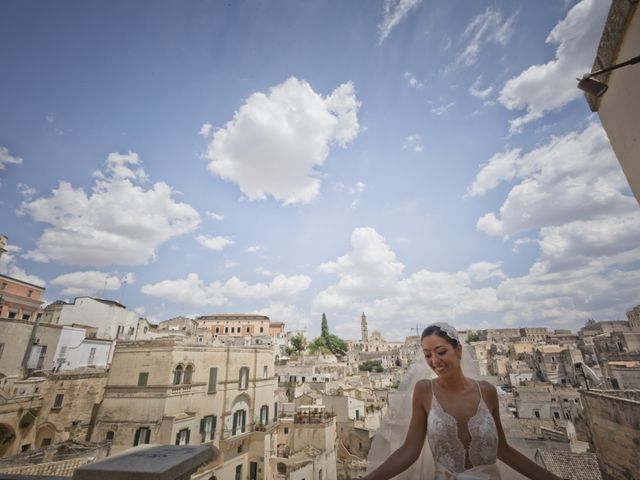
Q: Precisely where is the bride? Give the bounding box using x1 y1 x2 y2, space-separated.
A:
359 323 561 480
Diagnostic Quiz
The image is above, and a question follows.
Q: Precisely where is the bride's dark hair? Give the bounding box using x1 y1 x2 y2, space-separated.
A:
421 324 459 349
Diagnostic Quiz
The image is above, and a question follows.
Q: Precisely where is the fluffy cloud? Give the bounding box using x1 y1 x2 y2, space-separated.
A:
0 245 45 286
204 210 224 221
204 77 360 205
196 235 234 252
313 226 639 336
51 270 133 297
499 0 610 133
453 6 515 68
142 273 311 306
19 152 200 266
255 302 312 331
378 0 423 44
473 122 636 237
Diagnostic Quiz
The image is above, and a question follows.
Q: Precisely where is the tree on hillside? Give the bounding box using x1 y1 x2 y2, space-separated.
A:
309 314 348 357
285 334 306 356
321 313 329 338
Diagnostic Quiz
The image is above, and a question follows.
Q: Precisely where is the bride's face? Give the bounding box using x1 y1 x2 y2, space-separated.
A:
422 334 462 377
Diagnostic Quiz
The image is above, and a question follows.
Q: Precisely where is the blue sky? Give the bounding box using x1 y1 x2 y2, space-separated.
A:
1 0 638 340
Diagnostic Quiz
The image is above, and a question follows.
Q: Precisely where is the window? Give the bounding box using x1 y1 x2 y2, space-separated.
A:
52 393 64 409
27 289 33 297
260 405 269 425
235 465 242 480
175 428 190 445
260 327 264 333
88 347 96 365
143 326 148 334
246 327 250 333
184 365 194 384
274 402 278 421
553 411 560 419
0 282 6 290
22 314 30 320
232 409 247 435
225 327 229 333
134 427 151 446
355 409 360 420
250 461 258 480
200 415 217 442
533 409 540 418
59 346 67 359
106 431 115 441
215 327 219 333
0 343 4 360
8 311 16 319
36 345 47 369
263 365 268 378
173 365 184 385
284 427 289 434
138 372 149 387
239 367 249 390
41 438 52 447
231 327 235 333
208 367 218 393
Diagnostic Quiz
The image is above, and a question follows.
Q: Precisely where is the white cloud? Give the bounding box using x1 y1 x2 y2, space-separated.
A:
404 72 424 88
313 226 639 337
142 273 312 306
255 302 312 331
474 122 635 237
196 235 234 252
199 122 214 138
204 77 361 205
453 6 515 68
0 245 46 286
18 183 36 201
378 0 423 44
431 103 454 116
0 146 23 171
46 112 55 124
403 134 424 152
247 245 265 254
205 210 224 221
469 75 494 100
255 266 276 277
50 270 132 297
466 149 520 197
499 0 610 133
19 152 200 266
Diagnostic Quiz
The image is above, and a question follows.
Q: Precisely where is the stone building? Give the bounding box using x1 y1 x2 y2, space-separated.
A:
513 383 583 425
91 337 279 480
272 404 337 480
627 304 640 331
580 389 640 480
532 345 584 385
40 297 141 341
519 327 549 343
195 314 283 337
0 274 45 321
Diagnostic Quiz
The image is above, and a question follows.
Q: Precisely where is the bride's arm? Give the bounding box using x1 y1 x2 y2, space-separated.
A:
484 382 562 480
359 380 429 480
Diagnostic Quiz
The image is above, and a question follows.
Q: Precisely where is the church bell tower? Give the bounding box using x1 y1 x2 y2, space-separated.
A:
361 312 369 343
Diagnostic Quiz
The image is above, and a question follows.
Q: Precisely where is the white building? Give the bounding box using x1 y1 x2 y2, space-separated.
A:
41 297 142 341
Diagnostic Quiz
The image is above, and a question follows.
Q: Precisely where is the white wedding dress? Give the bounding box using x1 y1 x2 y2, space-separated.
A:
428 379 500 479
367 342 529 479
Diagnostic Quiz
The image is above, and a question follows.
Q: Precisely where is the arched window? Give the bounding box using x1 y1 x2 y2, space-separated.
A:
184 365 194 384
239 367 249 390
173 365 184 385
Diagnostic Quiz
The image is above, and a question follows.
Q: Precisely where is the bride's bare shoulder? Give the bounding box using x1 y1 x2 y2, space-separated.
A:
414 379 433 397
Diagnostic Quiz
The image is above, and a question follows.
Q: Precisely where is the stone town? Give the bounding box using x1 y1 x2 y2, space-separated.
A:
1 258 639 479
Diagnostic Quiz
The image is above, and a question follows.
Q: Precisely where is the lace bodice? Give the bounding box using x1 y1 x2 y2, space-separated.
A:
427 380 499 474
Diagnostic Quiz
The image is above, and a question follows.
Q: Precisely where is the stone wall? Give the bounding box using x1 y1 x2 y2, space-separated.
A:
580 389 640 480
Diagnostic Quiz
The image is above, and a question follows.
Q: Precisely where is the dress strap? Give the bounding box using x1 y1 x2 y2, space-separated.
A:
475 380 483 401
